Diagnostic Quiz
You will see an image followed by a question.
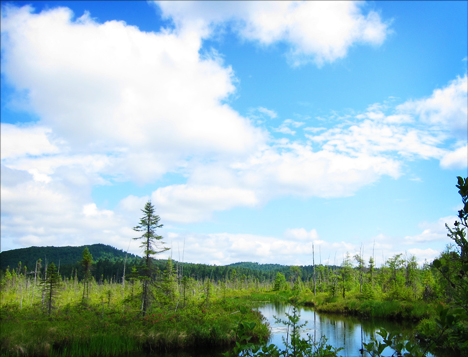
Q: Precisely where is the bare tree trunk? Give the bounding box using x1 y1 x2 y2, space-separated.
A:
48 279 53 315
31 260 38 306
41 260 48 309
312 243 316 296
20 276 23 310
122 252 128 296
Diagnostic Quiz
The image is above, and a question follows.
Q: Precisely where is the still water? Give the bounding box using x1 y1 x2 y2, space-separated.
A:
257 302 437 357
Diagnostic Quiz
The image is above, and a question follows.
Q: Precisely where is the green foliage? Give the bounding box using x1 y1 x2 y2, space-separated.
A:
0 285 267 356
81 247 93 301
158 258 179 306
41 262 61 315
363 328 427 357
0 243 138 271
274 272 287 291
340 254 353 299
133 201 169 316
429 176 468 354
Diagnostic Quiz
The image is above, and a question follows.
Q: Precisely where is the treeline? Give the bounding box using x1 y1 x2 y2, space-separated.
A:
0 244 139 270
0 243 436 300
0 244 343 285
0 246 438 303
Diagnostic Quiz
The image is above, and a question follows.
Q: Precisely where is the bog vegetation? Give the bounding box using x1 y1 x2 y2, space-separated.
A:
0 177 467 357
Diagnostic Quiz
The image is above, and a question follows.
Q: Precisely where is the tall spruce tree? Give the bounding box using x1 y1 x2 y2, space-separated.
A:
41 262 60 315
81 247 93 301
133 201 169 316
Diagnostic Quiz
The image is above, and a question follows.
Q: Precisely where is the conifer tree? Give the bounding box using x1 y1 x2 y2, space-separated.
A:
81 247 93 301
160 258 178 305
133 201 169 316
41 262 60 315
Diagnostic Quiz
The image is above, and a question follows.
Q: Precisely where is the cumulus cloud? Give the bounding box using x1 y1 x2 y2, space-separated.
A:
151 185 258 223
404 216 457 244
306 74 467 167
407 248 441 266
1 4 266 182
156 1 391 66
0 3 464 265
160 231 329 265
284 228 319 241
0 170 136 252
1 124 59 159
230 143 402 199
440 145 468 169
396 74 467 140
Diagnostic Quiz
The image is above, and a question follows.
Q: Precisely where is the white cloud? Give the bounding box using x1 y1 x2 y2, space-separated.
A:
284 228 319 241
0 3 463 263
1 124 59 159
231 143 402 199
304 127 326 133
82 203 114 218
396 74 467 140
158 229 444 266
156 1 391 66
309 120 447 160
275 126 296 135
440 145 467 169
247 106 278 125
151 184 258 223
1 4 266 183
406 248 441 266
305 74 468 167
3 152 111 184
257 107 277 119
404 216 457 244
160 231 328 265
0 166 143 253
273 119 305 135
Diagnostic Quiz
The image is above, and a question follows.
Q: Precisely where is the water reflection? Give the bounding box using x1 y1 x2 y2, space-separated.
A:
123 303 440 357
257 303 436 357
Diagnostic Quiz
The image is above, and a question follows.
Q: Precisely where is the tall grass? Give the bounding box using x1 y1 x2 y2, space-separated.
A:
0 297 269 356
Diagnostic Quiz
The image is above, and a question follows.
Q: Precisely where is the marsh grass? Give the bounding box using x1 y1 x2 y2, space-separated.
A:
242 290 434 323
0 297 268 356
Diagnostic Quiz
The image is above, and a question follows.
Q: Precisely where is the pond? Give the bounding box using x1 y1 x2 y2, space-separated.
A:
257 302 439 357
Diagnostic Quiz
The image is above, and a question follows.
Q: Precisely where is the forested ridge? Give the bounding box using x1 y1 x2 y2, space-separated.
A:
0 244 139 270
0 244 339 284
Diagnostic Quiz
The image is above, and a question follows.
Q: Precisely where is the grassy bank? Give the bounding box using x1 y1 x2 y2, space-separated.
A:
313 298 433 321
241 290 435 322
0 298 269 357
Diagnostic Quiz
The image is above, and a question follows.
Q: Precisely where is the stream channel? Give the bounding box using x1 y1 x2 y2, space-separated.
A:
140 302 441 357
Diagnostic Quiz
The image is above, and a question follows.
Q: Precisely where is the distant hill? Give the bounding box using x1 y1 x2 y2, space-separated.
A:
227 262 288 271
0 244 140 270
0 244 340 283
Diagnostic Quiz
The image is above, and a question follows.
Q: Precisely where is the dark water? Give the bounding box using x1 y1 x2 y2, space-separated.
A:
129 302 439 356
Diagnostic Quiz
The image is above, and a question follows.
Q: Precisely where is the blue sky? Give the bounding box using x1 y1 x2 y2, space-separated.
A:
1 1 467 267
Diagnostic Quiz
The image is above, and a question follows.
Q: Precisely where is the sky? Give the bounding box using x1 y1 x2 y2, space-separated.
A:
1 1 467 267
